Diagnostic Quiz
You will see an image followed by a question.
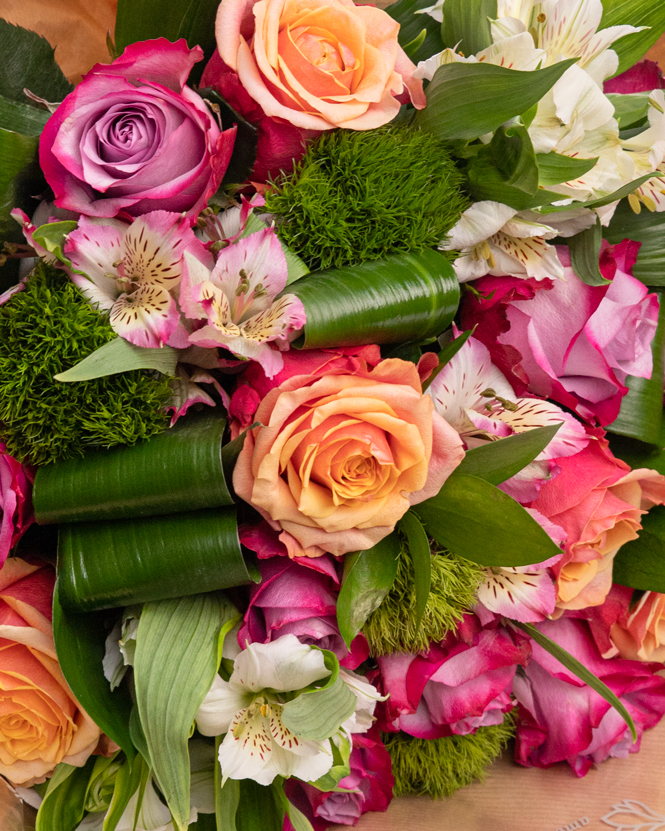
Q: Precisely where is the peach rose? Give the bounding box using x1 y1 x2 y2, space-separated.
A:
611 592 665 662
233 356 465 556
0 557 101 785
215 0 426 131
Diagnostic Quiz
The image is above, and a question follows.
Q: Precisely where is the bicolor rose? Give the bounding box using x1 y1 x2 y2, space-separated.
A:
0 557 101 785
610 591 665 663
233 354 464 556
40 39 236 222
0 445 33 568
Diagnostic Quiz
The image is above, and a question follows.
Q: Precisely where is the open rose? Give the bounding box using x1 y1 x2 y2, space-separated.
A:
0 445 33 568
233 355 464 556
0 557 101 784
609 591 665 662
215 0 426 133
40 39 236 222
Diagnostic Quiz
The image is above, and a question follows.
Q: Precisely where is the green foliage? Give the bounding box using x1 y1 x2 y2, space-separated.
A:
264 126 467 271
384 715 515 799
0 262 172 465
363 546 483 656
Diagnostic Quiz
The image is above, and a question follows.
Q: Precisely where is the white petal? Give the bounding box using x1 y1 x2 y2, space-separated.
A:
231 635 330 694
552 65 614 133
476 32 546 71
442 201 518 250
218 710 276 785
102 620 126 691
196 675 252 736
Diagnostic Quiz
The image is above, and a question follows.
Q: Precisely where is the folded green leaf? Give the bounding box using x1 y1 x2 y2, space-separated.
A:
386 0 445 63
402 28 428 59
604 198 665 287
53 584 135 758
568 220 609 286
441 0 497 56
606 92 650 129
415 59 577 142
134 593 235 831
35 414 231 524
54 337 178 382
103 755 148 831
398 511 431 631
336 533 401 648
57 507 255 612
535 152 599 187
600 0 665 77
513 621 637 742
35 759 96 831
541 172 664 214
466 124 540 209
414 472 562 567
0 95 49 135
0 19 73 104
613 504 665 593
287 249 459 349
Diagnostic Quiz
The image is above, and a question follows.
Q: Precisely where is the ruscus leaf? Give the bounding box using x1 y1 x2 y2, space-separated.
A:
54 337 178 382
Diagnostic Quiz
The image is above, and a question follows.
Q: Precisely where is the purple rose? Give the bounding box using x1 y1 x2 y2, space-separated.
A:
375 615 531 739
513 617 665 777
39 39 236 222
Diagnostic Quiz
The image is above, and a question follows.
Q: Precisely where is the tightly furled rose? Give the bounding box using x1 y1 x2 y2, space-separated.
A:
0 558 101 784
40 39 236 222
215 0 426 132
233 354 464 556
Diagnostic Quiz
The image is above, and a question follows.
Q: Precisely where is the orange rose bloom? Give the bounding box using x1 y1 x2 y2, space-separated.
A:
0 558 101 785
611 592 665 662
215 0 426 131
233 357 464 556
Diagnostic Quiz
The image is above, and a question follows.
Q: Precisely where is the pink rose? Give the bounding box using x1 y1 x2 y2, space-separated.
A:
40 40 236 222
375 615 531 739
460 242 659 425
609 591 665 662
530 432 665 612
513 618 665 777
0 444 33 568
604 59 665 94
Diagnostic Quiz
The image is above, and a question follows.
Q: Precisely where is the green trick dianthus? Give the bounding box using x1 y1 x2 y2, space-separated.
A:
0 261 172 465
364 546 483 656
384 715 516 799
264 126 468 271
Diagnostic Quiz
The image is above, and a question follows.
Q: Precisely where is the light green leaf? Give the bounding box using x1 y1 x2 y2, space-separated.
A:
54 337 178 382
386 0 445 63
600 0 665 77
134 593 237 831
103 755 148 831
604 198 665 287
568 220 609 286
441 0 497 56
398 511 431 631
402 28 428 59
514 621 637 742
540 172 664 214
336 534 401 648
535 152 599 187
35 759 96 831
415 59 577 142
272 783 315 831
607 92 650 129
614 504 665 593
215 740 240 831
308 734 352 792
32 220 78 262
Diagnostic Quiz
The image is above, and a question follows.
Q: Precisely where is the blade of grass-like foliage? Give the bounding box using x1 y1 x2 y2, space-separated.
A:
287 249 459 349
134 593 236 831
34 414 231 524
103 755 148 831
398 511 431 631
568 221 609 286
422 327 476 392
606 92 650 130
57 507 255 612
35 759 96 831
54 337 178 381
216 739 240 831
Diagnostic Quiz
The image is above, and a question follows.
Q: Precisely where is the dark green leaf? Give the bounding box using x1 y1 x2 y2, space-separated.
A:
287 249 459 349
34 414 232 524
609 421 665 475
52 584 135 759
415 59 577 142
606 92 650 129
0 95 49 135
441 0 497 55
236 781 284 831
604 198 665 287
35 759 96 831
535 152 599 187
216 765 240 831
221 424 257 500
199 89 258 187
336 534 401 648
386 0 445 64
398 511 431 630
614 504 665 593
422 327 476 393
600 0 665 77
414 472 561 566
608 288 665 444
54 338 178 382
0 127 41 242
281 675 357 742
177 0 221 86
568 220 609 286
0 20 72 104
466 124 540 209
455 424 562 486
402 28 428 59
57 506 255 612
514 621 637 742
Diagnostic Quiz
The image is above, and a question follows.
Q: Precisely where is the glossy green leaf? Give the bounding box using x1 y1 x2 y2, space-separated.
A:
535 152 599 187
398 511 431 630
236 781 284 831
455 423 562 485
34 414 231 524
103 755 148 831
386 0 445 64
53 584 135 758
287 249 460 349
134 593 235 831
57 506 255 612
609 420 665 475
36 759 96 831
54 337 178 382
336 533 401 648
441 0 497 55
0 19 72 104
568 220 609 286
422 327 476 393
0 95 49 135
606 92 650 129
216 763 240 831
415 59 577 142
608 288 665 444
414 472 561 567
466 124 540 210
600 0 665 77
614 504 665 593
514 621 637 742
604 198 665 287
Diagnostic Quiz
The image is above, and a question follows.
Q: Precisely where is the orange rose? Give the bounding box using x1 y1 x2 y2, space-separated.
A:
233 357 464 556
0 558 101 785
215 0 426 131
611 592 665 662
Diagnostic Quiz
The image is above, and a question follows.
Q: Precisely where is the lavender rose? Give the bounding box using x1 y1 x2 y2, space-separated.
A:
40 39 236 222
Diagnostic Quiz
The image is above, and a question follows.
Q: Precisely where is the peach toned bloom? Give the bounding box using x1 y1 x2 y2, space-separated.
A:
611 592 665 662
215 0 425 132
233 357 464 556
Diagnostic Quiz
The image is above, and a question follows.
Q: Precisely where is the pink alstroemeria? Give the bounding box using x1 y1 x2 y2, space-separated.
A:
65 211 212 349
180 227 306 378
196 194 266 248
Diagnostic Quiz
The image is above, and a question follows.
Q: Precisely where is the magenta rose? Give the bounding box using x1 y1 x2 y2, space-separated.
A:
0 445 33 568
40 39 236 222
513 617 665 776
604 59 665 94
460 241 659 425
375 615 531 739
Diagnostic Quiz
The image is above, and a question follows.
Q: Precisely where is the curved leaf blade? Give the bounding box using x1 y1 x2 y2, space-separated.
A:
398 511 431 630
386 0 444 63
54 337 178 381
600 0 665 77
35 759 96 831
535 152 599 187
441 0 497 56
281 675 356 742
604 198 665 287
568 220 609 286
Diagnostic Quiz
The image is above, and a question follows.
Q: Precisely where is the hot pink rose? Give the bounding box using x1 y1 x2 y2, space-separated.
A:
375 615 531 739
460 241 659 425
40 40 236 222
0 445 33 568
529 432 665 612
513 618 665 777
604 59 665 94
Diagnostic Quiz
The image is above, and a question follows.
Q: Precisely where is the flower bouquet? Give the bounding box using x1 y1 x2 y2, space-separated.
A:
1 0 665 828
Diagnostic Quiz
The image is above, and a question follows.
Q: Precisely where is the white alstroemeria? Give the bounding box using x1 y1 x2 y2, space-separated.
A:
103 607 141 691
441 200 564 281
339 669 385 734
621 91 665 213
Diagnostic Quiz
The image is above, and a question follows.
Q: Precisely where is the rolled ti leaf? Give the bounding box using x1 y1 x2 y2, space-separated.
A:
284 249 460 349
57 506 257 612
34 413 232 525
